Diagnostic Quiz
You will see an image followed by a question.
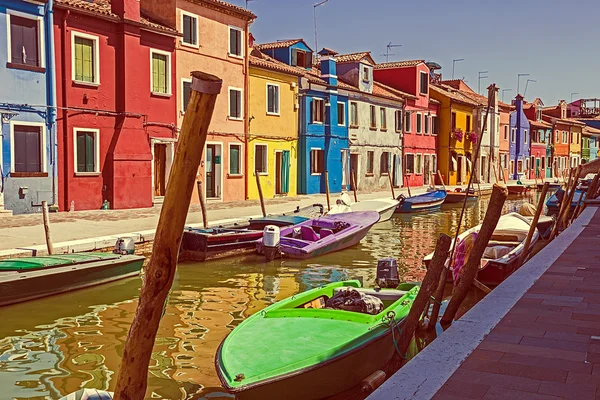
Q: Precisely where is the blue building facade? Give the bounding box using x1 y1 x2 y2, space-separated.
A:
0 0 56 214
590 135 599 162
509 95 530 180
258 40 349 194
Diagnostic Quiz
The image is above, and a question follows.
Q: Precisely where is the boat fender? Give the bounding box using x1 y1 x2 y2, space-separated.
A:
396 194 406 205
360 370 386 393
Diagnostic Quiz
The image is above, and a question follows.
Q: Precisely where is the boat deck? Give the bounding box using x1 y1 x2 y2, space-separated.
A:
368 204 600 400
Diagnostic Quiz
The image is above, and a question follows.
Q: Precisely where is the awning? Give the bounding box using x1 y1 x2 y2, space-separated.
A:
451 155 457 171
466 158 472 172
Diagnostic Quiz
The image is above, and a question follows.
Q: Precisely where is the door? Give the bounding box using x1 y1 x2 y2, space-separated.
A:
275 152 283 195
457 155 463 184
350 153 359 190
393 154 401 187
206 145 216 198
536 158 541 179
341 150 350 190
154 144 167 197
281 150 290 194
424 155 430 185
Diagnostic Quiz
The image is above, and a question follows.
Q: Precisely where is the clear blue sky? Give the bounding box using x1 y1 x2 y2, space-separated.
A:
233 0 600 105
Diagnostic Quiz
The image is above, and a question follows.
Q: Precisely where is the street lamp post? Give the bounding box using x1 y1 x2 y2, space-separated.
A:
452 58 464 80
524 79 537 97
517 73 530 95
502 88 512 103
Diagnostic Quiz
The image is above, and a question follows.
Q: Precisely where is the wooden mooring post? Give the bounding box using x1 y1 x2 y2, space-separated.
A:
351 169 358 202
113 71 221 400
518 182 549 267
405 175 412 197
41 200 54 255
441 184 508 325
196 180 208 229
437 170 446 191
325 170 331 211
255 170 267 217
387 170 395 199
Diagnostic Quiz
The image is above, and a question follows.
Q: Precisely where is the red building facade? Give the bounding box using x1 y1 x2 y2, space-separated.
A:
374 61 439 187
54 0 178 211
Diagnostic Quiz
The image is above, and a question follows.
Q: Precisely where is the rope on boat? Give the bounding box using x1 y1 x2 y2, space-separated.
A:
382 311 407 360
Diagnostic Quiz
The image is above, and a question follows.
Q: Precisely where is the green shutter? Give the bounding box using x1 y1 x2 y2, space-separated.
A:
230 146 240 174
85 132 95 172
74 37 94 82
282 150 290 193
76 133 85 172
152 53 167 93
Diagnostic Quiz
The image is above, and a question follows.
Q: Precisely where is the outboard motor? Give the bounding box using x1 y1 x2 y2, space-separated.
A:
114 237 135 255
376 257 400 288
263 225 280 262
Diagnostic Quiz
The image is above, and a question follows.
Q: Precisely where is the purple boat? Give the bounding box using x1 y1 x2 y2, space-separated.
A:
256 211 380 260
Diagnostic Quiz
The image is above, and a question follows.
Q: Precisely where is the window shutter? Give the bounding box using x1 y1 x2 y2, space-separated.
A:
85 132 95 172
159 55 166 93
291 48 298 66
83 39 93 82
192 18 197 44
183 81 191 112
306 52 313 67
274 87 279 113
311 100 315 122
74 38 83 81
76 133 86 172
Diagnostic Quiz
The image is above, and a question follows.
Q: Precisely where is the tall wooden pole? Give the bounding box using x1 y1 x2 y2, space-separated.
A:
113 71 221 400
196 180 208 229
255 170 267 217
518 182 549 267
325 170 331 211
560 165 582 228
351 169 358 202
437 170 446 191
41 200 54 255
405 175 412 197
441 184 508 325
387 170 395 199
492 163 499 184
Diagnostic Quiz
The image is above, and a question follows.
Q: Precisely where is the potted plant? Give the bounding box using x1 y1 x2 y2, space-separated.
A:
468 131 478 143
452 128 464 142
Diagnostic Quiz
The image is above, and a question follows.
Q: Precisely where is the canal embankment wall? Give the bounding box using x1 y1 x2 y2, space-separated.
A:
368 203 599 400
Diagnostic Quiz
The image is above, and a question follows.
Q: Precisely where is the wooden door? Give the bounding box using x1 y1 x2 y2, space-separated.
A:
350 154 359 190
424 155 430 185
154 144 167 197
206 145 216 198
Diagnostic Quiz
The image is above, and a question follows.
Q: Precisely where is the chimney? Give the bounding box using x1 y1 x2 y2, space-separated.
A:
515 93 524 114
112 0 141 22
318 48 338 87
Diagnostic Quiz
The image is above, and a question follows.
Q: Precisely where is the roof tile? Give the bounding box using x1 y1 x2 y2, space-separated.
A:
255 39 304 51
335 51 374 65
374 60 425 70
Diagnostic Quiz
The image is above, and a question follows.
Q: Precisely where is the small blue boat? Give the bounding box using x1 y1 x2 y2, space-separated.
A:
395 190 447 213
546 188 586 215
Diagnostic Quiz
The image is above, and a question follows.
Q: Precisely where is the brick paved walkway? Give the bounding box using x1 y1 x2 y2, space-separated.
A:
434 208 600 400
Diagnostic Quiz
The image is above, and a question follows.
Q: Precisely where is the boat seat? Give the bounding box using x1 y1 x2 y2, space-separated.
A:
333 287 408 302
300 226 320 241
320 229 334 239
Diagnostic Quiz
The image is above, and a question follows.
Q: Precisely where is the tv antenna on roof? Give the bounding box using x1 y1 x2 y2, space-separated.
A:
245 0 255 8
381 42 402 62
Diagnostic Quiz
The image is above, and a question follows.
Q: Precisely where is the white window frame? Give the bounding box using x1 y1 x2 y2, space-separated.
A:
6 10 46 69
310 147 324 176
228 26 244 58
405 112 411 133
228 142 243 176
337 102 345 126
416 113 422 134
254 143 268 175
71 31 100 85
511 128 516 143
350 101 359 126
9 120 47 173
416 153 423 174
366 150 374 175
419 71 428 95
405 153 415 174
228 86 243 120
395 110 402 133
180 10 199 48
180 77 192 115
266 82 280 116
380 107 387 130
424 115 430 134
369 105 377 128
311 97 324 124
149 48 172 96
73 127 100 176
524 129 528 144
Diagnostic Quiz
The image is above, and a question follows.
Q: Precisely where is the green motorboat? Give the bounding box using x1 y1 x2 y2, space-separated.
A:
0 252 145 307
216 280 419 400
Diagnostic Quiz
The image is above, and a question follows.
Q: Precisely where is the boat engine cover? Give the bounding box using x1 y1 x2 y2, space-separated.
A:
376 258 400 288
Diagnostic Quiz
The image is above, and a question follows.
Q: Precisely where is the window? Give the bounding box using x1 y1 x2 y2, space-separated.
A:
561 109 566 119
419 71 429 94
395 110 402 132
504 126 508 140
405 154 415 174
291 49 311 68
510 160 514 174
416 113 422 134
424 115 430 134
181 11 198 47
12 124 44 173
415 154 423 174
350 102 358 126
150 50 171 95
267 83 280 115
380 108 387 130
466 115 471 132
74 128 99 174
524 130 528 144
432 155 437 172
511 128 516 143
380 152 390 174
405 112 411 132
8 13 42 68
518 160 523 173
255 144 267 174
363 66 370 82
72 32 100 84
451 112 456 130
229 88 243 119
370 105 377 128
310 149 324 174
311 98 324 123
181 79 192 114
366 151 374 174
536 109 542 121
229 27 243 57
562 131 567 143
450 152 457 172
229 144 242 175
501 154 506 169
555 130 559 143
337 102 345 126
432 116 439 135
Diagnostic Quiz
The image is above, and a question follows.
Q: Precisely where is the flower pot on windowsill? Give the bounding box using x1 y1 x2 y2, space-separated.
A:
451 128 464 142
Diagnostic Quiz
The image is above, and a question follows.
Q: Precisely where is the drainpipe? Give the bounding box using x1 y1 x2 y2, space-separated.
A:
61 10 70 210
243 19 251 200
45 0 58 206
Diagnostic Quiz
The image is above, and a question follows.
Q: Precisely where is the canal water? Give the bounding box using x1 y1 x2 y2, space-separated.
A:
0 192 548 399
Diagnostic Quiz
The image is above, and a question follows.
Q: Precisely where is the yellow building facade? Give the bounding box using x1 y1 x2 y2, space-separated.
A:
430 85 478 185
570 123 583 167
247 52 301 199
